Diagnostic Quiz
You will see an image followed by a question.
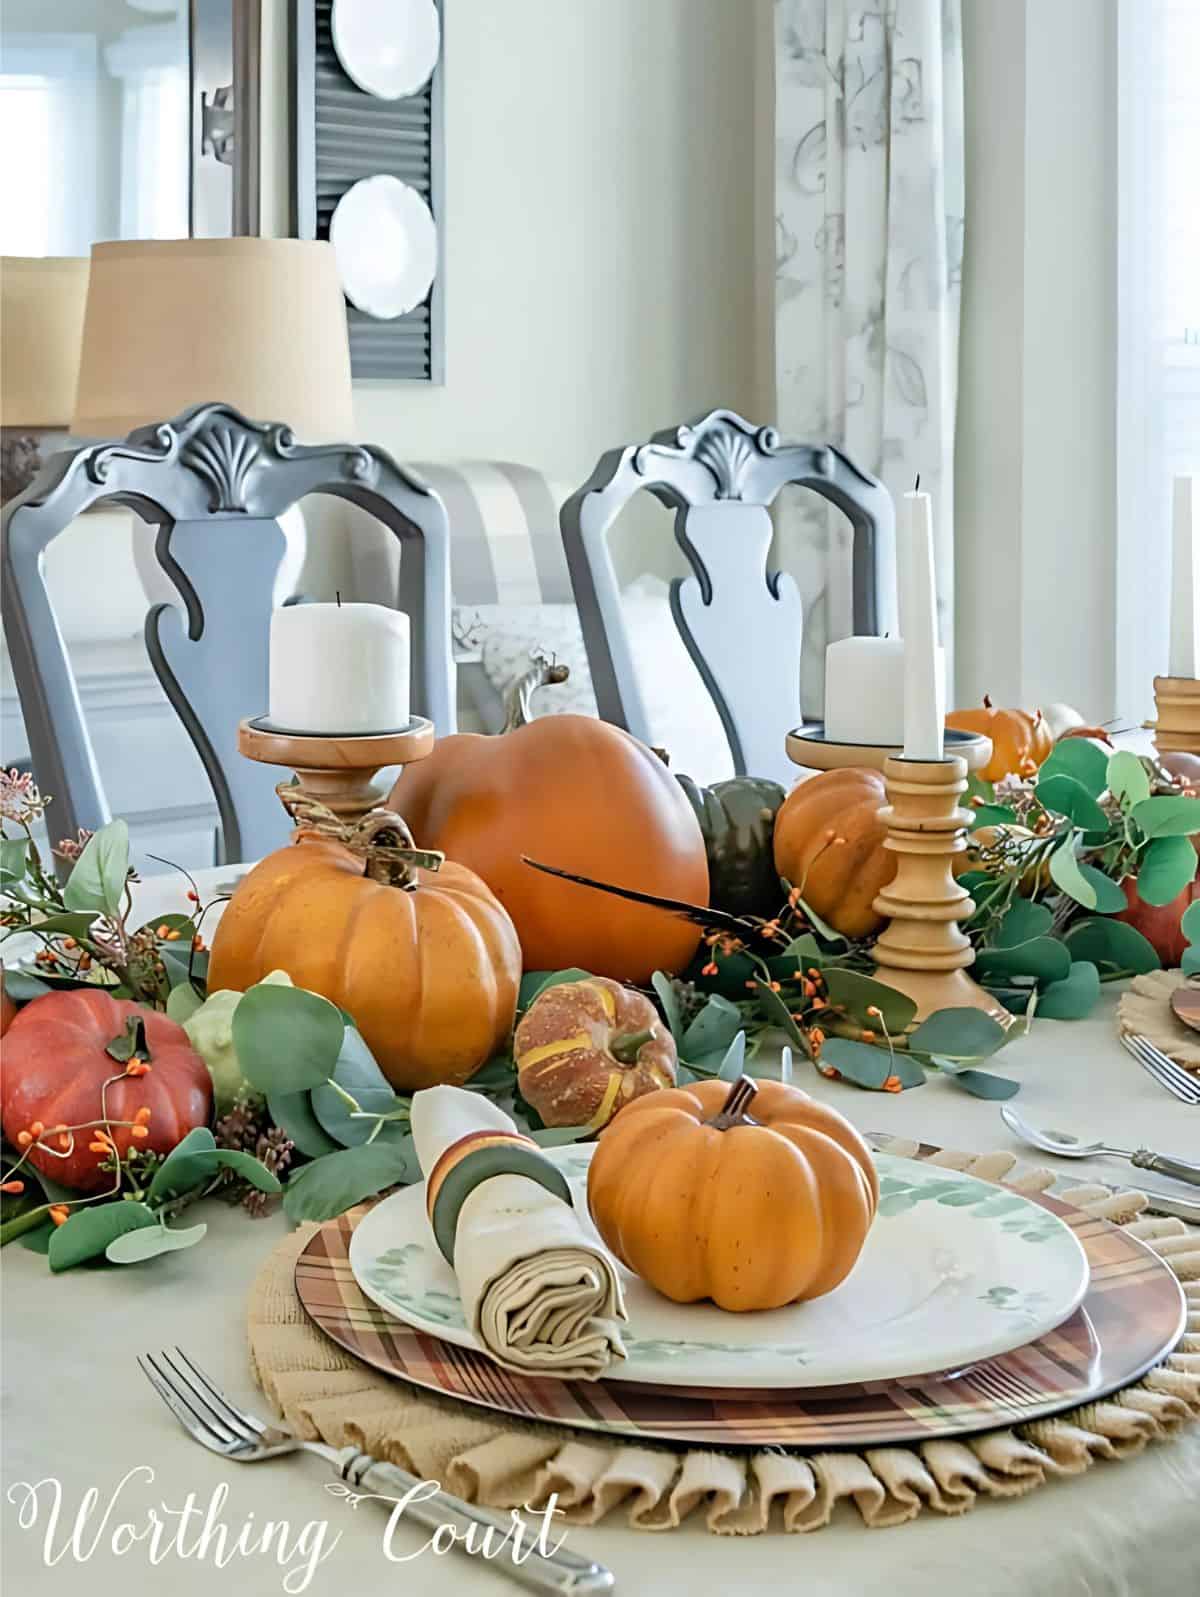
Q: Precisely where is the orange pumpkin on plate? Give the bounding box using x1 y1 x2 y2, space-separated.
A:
772 767 894 938
945 697 1053 782
208 812 521 1093
515 976 676 1131
387 660 709 982
588 1076 878 1311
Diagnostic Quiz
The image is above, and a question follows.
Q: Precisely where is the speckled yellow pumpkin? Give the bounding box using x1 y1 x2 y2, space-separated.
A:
514 977 676 1131
587 1076 878 1311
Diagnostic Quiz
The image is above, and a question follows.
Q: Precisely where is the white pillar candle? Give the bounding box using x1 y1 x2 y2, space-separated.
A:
268 602 410 733
824 637 907 745
900 490 946 761
1169 475 1199 678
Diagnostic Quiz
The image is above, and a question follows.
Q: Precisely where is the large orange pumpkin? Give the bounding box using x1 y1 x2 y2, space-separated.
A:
387 660 709 981
588 1076 878 1311
515 976 676 1130
0 990 212 1191
207 811 521 1092
945 696 1053 782
772 767 894 938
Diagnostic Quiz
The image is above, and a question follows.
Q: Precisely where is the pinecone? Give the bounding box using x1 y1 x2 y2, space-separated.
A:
212 1090 288 1216
214 1089 267 1153
241 1125 294 1218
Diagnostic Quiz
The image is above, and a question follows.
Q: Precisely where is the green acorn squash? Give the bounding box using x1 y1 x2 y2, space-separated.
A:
676 775 787 918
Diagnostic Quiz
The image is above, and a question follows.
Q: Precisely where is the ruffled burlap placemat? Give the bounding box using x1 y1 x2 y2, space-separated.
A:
247 1144 1200 1534
1117 970 1200 1071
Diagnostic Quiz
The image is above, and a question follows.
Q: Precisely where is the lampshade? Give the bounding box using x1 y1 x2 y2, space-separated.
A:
1 257 90 428
72 238 355 442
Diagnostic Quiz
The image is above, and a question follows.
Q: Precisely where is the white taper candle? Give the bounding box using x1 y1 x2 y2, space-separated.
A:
1169 476 1199 678
900 487 946 761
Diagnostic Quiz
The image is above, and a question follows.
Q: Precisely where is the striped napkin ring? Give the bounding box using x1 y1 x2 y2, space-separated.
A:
425 1129 573 1265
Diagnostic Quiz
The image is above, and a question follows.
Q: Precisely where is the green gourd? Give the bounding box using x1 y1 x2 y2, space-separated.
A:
675 775 787 918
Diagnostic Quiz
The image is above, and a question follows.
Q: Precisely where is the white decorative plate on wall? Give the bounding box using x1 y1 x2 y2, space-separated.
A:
349 1145 1092 1390
329 175 438 320
331 0 440 101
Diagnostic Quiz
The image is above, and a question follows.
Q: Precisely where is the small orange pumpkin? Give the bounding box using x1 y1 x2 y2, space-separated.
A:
515 976 676 1130
772 768 894 938
208 810 521 1093
945 696 1053 782
588 1076 878 1311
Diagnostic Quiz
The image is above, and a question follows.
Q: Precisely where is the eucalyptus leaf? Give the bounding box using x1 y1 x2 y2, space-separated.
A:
311 1026 405 1147
0 835 29 879
820 967 917 1034
211 1149 282 1192
650 971 683 1043
1064 917 1160 975
158 945 209 990
886 1052 928 1089
1036 775 1110 831
1107 750 1151 809
791 891 847 947
780 933 822 965
816 1038 890 1089
1182 900 1200 945
1074 863 1127 914
232 982 345 1093
1037 960 1101 1020
716 1031 747 1082
1134 835 1197 907
968 803 1019 830
1036 739 1109 797
975 936 1071 985
982 984 1036 1016
462 1056 517 1094
908 1007 1009 1060
1182 945 1200 975
751 980 807 1049
517 969 594 1010
105 1220 208 1264
0 968 51 1002
1130 795 1200 840
1048 836 1098 909
282 1138 420 1223
992 899 1054 945
681 994 742 1060
62 819 129 917
267 1090 341 1158
48 1200 158 1272
166 982 203 1024
13 911 100 941
146 1127 220 1204
949 1069 1021 1100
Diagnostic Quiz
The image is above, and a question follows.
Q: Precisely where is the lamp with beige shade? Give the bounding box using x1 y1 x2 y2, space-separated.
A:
0 257 90 499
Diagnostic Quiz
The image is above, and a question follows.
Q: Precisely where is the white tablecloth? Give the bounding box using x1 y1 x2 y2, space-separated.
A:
3 875 1199 1597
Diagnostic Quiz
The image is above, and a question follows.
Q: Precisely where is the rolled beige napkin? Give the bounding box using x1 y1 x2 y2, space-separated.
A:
410 1085 628 1379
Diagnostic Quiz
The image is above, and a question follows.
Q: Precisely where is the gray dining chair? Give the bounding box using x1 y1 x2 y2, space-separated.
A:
0 401 455 866
560 409 896 787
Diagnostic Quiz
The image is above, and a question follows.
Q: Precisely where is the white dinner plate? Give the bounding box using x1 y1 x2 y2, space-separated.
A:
329 175 438 320
349 1144 1091 1389
331 0 440 101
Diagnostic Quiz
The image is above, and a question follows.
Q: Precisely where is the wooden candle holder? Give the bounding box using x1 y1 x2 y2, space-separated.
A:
1152 676 1200 757
871 755 1009 1023
237 716 435 828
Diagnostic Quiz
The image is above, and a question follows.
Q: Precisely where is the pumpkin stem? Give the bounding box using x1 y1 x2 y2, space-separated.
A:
106 1014 152 1065
501 653 571 732
609 1028 655 1064
354 810 445 891
705 1075 759 1130
983 693 993 709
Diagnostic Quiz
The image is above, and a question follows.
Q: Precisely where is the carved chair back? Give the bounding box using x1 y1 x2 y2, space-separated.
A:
1 403 455 866
559 410 896 787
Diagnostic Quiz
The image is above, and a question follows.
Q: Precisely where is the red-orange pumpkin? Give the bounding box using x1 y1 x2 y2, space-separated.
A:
0 990 212 1191
387 660 709 981
1117 872 1200 968
0 971 16 1038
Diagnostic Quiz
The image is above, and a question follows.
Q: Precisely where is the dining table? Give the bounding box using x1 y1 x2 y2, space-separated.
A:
3 862 1199 1597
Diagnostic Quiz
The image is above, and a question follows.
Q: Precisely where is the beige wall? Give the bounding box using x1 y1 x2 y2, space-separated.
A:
956 0 1118 719
261 0 776 592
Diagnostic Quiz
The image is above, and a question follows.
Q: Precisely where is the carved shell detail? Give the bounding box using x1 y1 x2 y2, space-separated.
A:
632 411 783 501
182 423 262 513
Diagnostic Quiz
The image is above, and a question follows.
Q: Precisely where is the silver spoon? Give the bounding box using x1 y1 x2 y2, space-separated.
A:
1001 1105 1200 1188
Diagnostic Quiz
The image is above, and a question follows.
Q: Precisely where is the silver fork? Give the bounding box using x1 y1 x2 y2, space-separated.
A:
1122 1034 1200 1105
138 1349 613 1595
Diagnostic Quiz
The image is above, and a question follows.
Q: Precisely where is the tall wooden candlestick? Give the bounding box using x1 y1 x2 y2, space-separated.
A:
238 716 434 829
871 754 1009 1023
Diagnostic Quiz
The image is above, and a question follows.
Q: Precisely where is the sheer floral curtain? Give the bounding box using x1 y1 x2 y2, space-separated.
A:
774 0 963 712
